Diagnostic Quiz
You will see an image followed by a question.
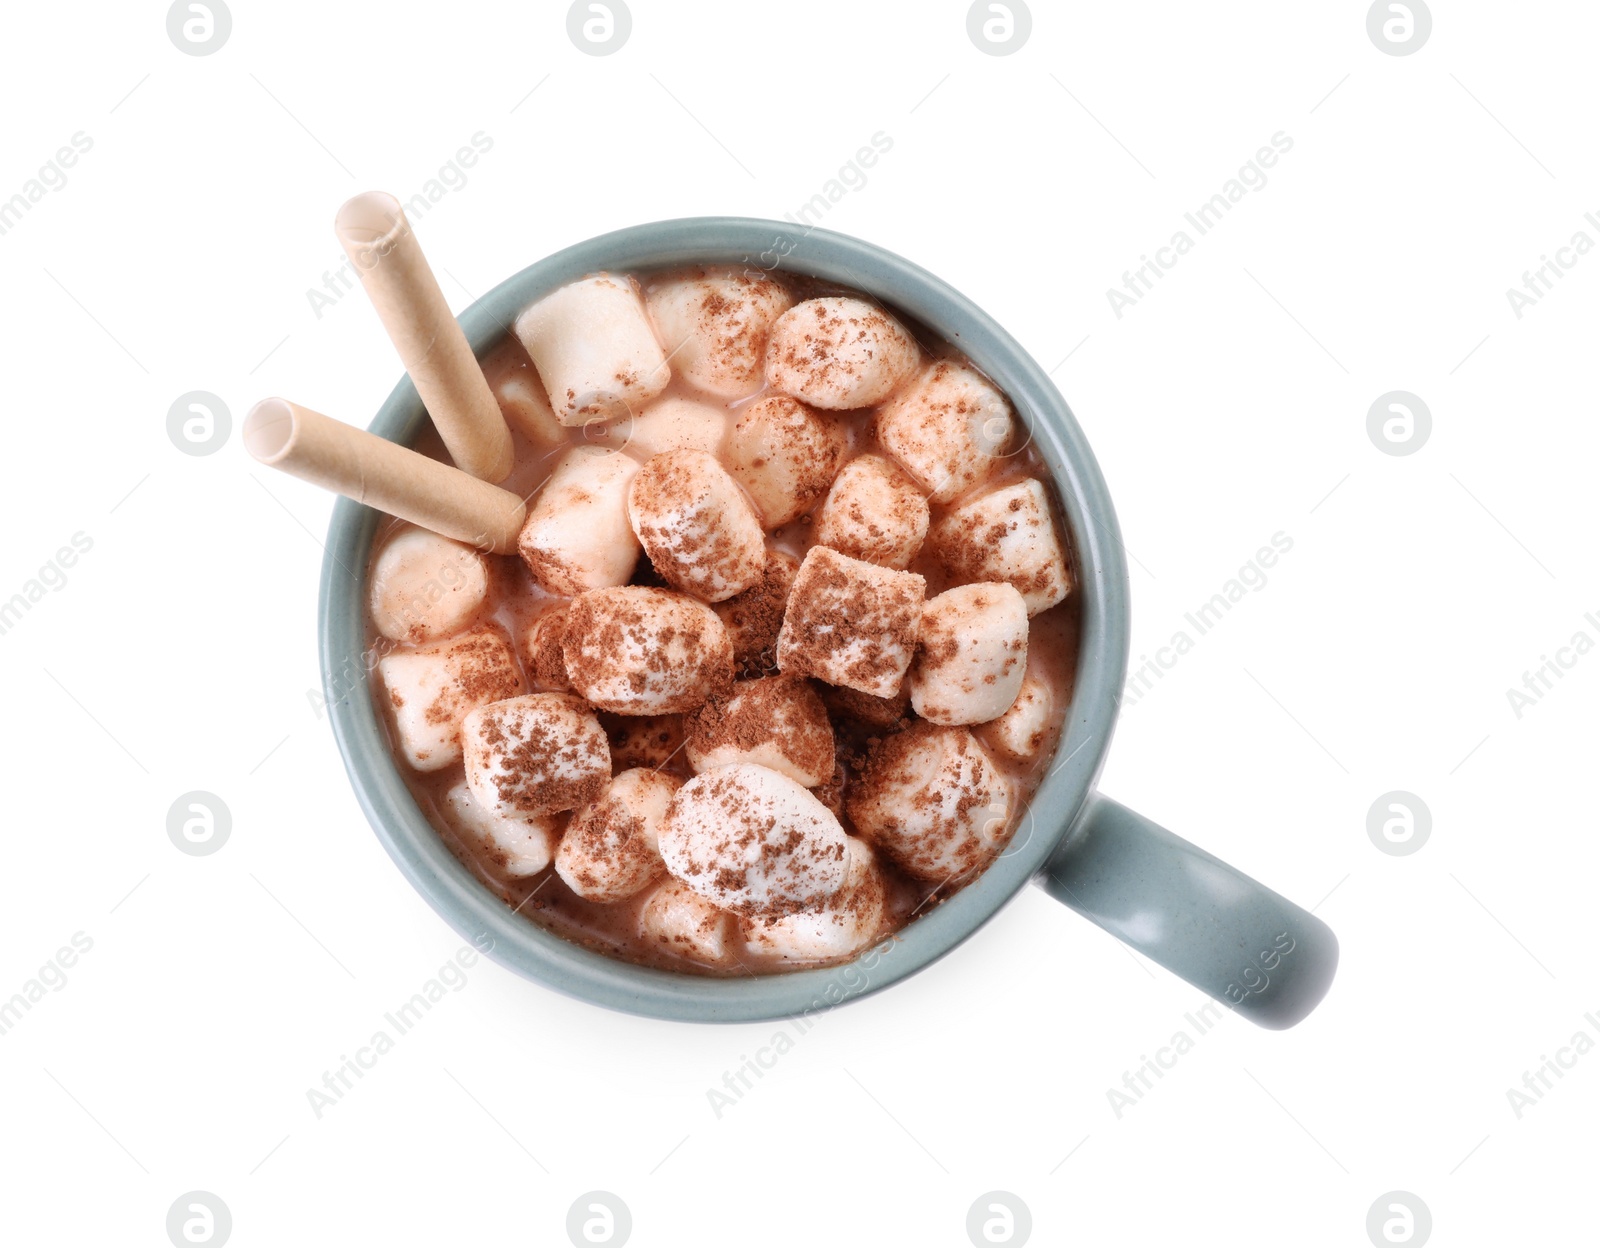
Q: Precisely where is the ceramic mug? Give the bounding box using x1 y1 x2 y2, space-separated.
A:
320 217 1339 1028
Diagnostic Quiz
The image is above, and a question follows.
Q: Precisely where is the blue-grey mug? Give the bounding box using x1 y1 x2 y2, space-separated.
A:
320 217 1338 1028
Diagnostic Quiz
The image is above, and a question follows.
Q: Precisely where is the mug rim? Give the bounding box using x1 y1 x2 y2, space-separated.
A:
320 216 1132 1022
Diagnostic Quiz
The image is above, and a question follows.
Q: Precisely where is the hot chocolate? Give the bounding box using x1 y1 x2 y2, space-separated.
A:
363 266 1080 975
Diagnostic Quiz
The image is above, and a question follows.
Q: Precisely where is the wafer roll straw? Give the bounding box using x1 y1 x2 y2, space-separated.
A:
335 191 514 483
245 399 526 554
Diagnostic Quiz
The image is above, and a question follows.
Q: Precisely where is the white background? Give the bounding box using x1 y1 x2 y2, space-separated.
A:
1 1 1595 1244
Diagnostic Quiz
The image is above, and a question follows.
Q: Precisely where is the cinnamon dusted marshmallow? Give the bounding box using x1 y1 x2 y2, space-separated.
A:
639 879 740 966
491 366 564 449
976 672 1055 763
563 586 733 715
462 693 610 819
712 549 798 679
847 723 1015 882
775 546 925 698
627 449 765 602
646 273 792 397
744 836 886 964
518 446 641 596
659 763 849 916
600 712 687 772
814 454 929 569
685 675 834 788
928 478 1071 615
909 583 1029 726
765 297 921 409
443 781 562 878
723 395 848 527
555 768 678 902
521 608 571 692
514 274 670 425
876 360 1013 503
369 527 489 644
595 395 727 461
378 629 525 771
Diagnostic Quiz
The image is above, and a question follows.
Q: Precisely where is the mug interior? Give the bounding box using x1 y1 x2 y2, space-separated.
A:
321 217 1132 1022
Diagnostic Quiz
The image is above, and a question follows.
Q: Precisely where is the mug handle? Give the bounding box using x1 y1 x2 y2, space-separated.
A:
1036 794 1338 1029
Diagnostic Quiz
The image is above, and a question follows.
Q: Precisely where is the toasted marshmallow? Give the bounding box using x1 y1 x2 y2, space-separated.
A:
685 675 834 787
514 274 670 425
646 274 792 397
814 454 929 570
847 723 1015 881
639 879 740 966
876 360 1013 503
929 478 1071 615
595 395 727 461
660 763 849 916
492 366 565 449
976 672 1055 763
627 449 765 602
378 630 525 771
910 583 1029 725
521 608 571 692
744 837 886 964
555 768 678 902
563 586 733 715
369 527 489 644
443 781 561 878
601 712 687 773
775 546 925 698
765 297 921 409
462 693 610 819
724 396 847 527
518 446 641 596
713 549 799 679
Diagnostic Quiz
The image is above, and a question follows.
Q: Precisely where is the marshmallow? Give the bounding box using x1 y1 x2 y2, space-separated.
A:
976 672 1055 763
928 478 1071 615
521 607 571 692
685 675 835 788
518 446 641 596
369 527 489 644
909 583 1029 726
601 712 687 772
594 395 727 461
639 879 740 966
492 366 565 449
846 723 1015 882
462 693 611 819
876 360 1013 503
627 449 766 602
723 396 848 527
378 629 525 771
744 837 886 964
563 586 733 715
514 274 670 425
555 768 678 902
775 545 925 698
659 763 849 916
765 297 921 409
814 454 929 570
713 549 798 679
646 273 793 397
442 781 561 878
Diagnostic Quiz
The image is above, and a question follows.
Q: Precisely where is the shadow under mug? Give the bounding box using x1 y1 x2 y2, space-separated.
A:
320 217 1338 1028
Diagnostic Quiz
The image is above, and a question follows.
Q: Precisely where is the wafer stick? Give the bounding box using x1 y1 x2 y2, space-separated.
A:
244 399 525 554
335 191 513 483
